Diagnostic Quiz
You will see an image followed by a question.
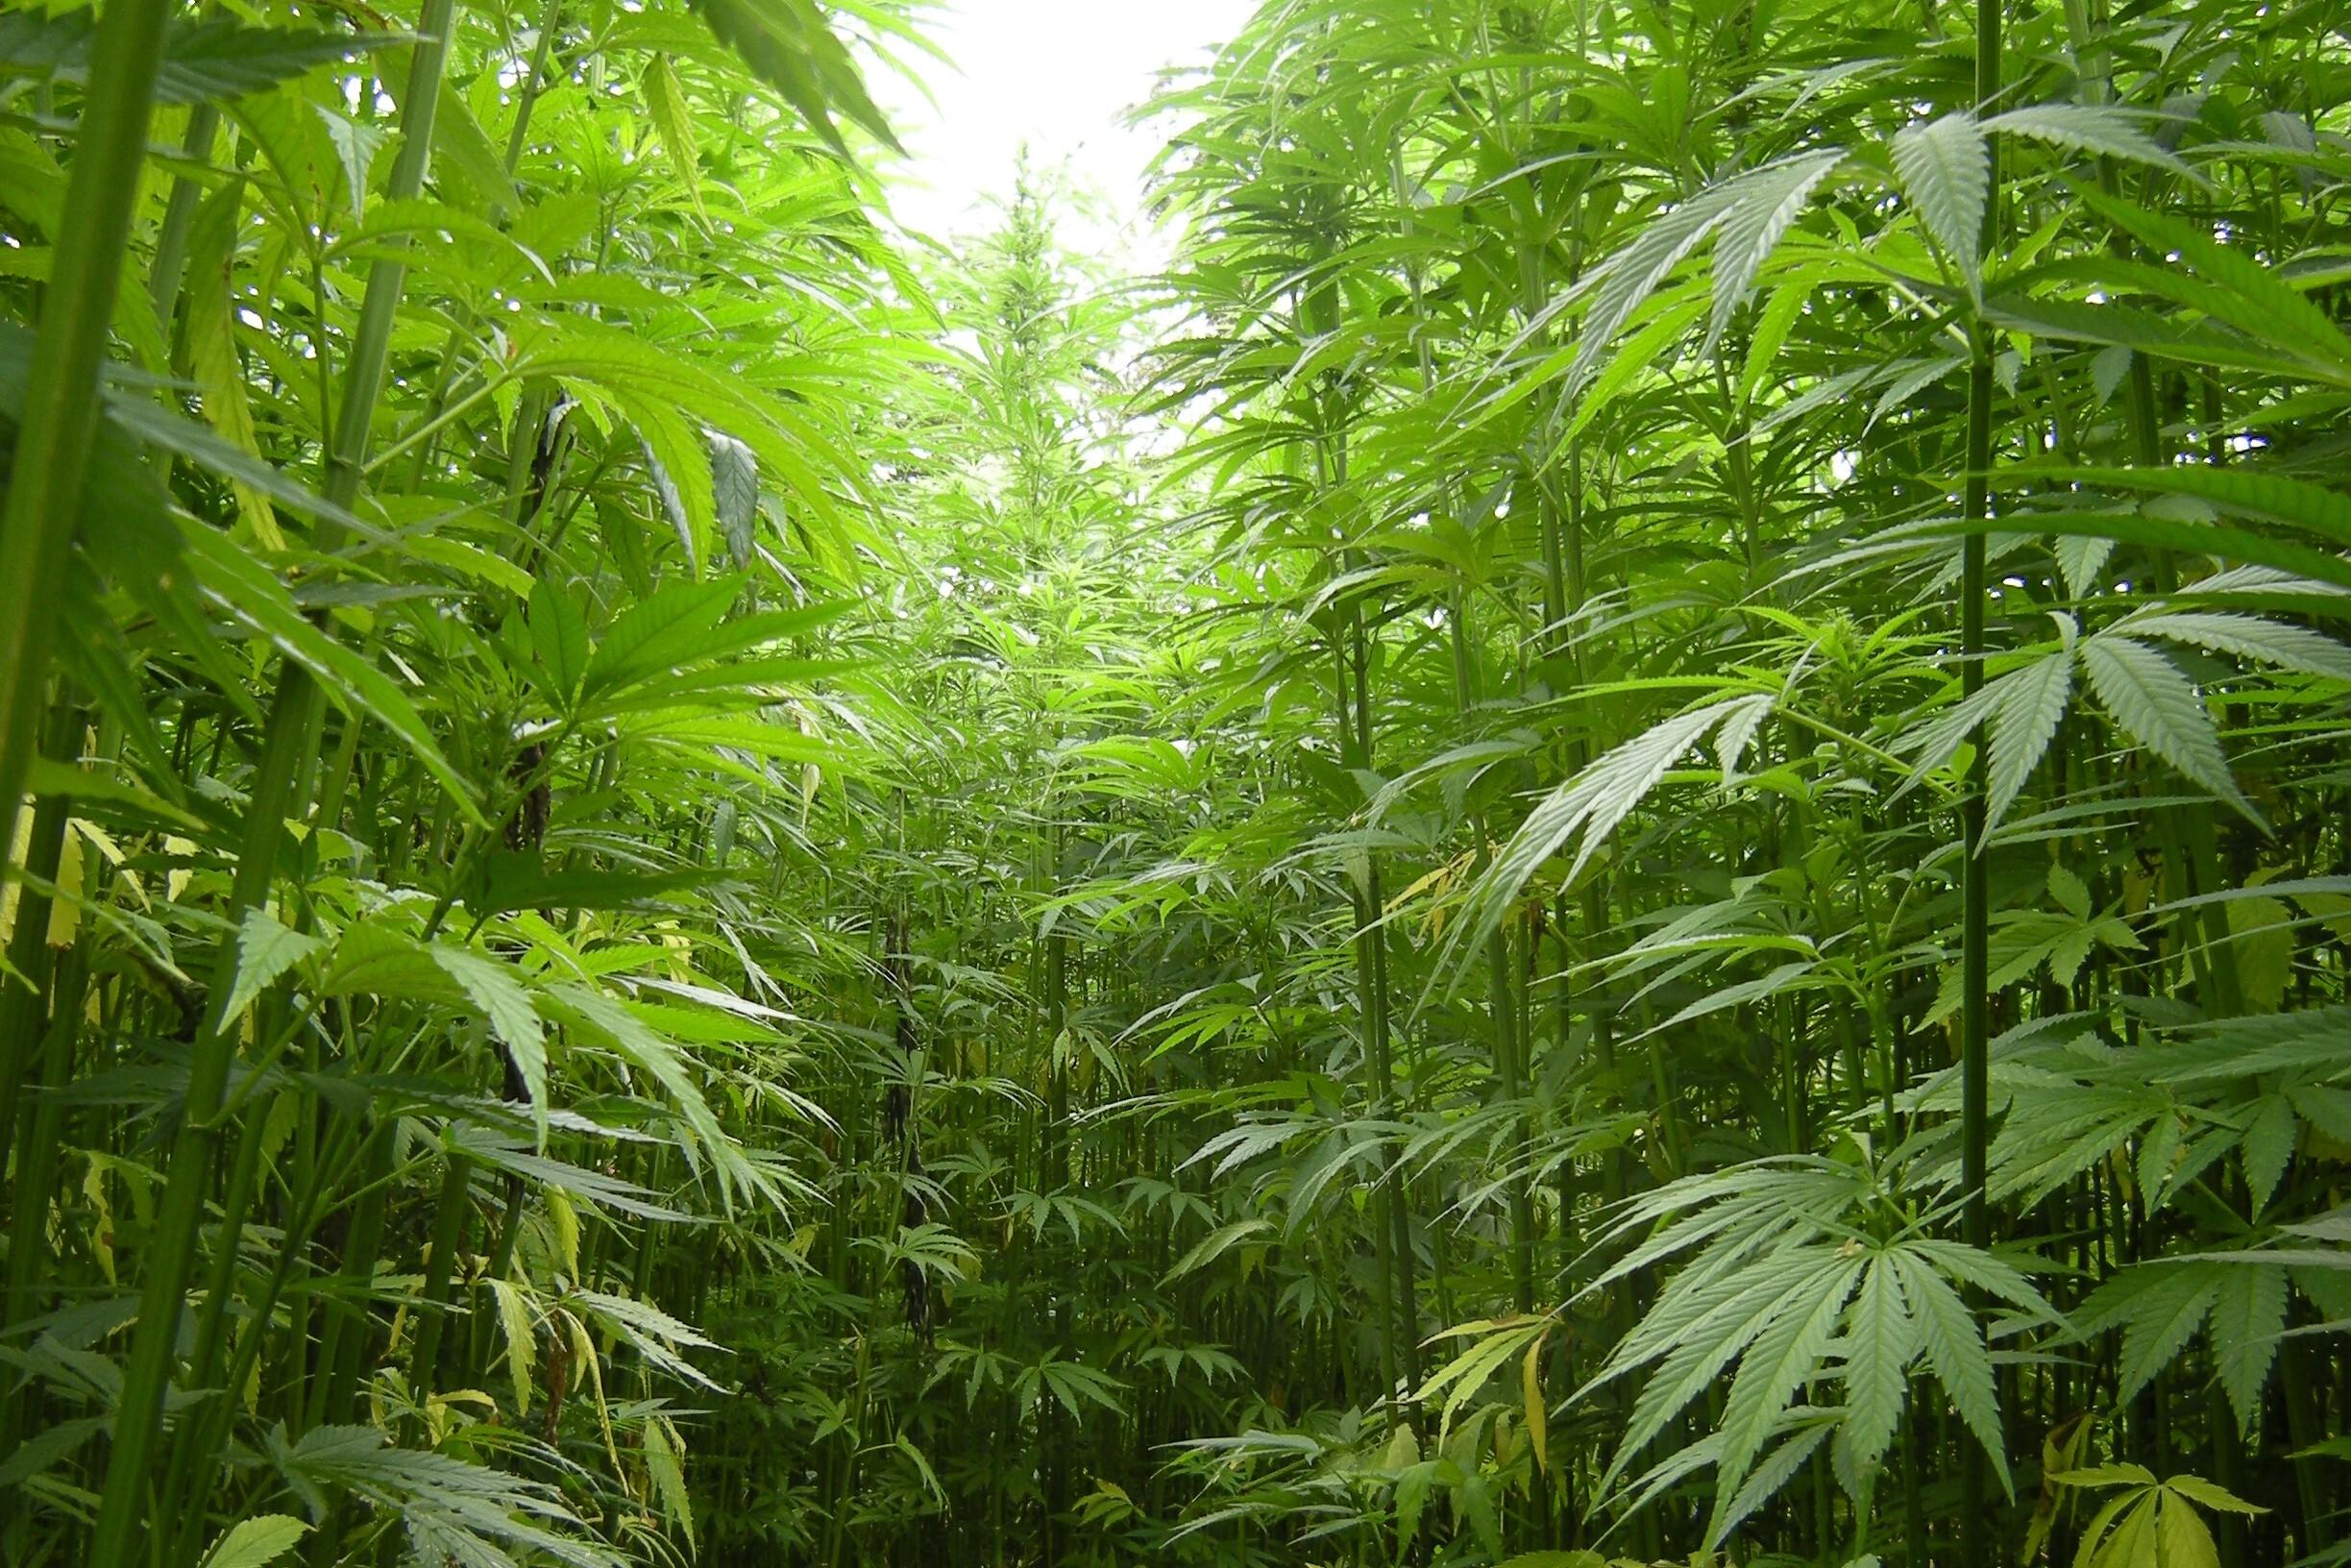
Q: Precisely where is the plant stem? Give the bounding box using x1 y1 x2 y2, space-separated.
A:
0 0 173 879
1959 0 2002 1562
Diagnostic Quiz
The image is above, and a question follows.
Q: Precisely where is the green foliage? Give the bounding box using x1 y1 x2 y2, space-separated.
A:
4 0 2350 1566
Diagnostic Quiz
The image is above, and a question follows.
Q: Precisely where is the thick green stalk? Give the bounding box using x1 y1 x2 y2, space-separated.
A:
1958 0 2002 1562
0 702 80 1195
0 0 172 883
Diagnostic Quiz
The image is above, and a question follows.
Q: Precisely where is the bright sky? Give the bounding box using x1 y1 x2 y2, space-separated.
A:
869 0 1259 257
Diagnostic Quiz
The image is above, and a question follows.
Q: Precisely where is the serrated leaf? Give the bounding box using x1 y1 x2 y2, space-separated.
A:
1984 648 2074 839
1708 1258 1859 1536
2113 1263 2220 1404
690 0 900 159
2079 634 2258 823
220 908 324 1028
710 429 758 569
486 1278 534 1417
1891 112 1989 293
312 106 387 217
2123 610 2351 683
1985 104 2194 179
199 1514 309 1568
644 56 708 222
2166 1474 2266 1515
1893 1253 2012 1496
2208 1262 2286 1437
2074 185 2351 381
1832 1256 1916 1499
1706 150 1846 351
2034 465 2351 549
429 944 549 1146
527 578 591 705
1163 1218 1274 1285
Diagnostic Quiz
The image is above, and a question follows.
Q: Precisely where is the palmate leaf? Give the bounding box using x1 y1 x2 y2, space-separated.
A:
2077 1261 2222 1406
1561 150 1849 387
691 0 900 159
1583 1153 2045 1526
1599 1252 1838 1496
2078 633 2258 823
219 908 324 1028
0 12 404 103
270 1425 622 1568
1427 693 1773 1001
1891 111 1988 292
1704 149 1848 352
537 982 768 1213
1563 179 1749 392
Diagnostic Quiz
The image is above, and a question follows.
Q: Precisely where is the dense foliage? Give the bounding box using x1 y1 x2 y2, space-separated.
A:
2 1 2349 1566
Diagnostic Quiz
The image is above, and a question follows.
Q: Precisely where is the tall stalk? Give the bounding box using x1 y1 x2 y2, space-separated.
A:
1958 0 2002 1561
0 0 172 870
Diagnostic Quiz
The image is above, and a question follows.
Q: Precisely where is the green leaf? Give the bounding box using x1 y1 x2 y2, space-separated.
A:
645 1417 697 1547
2164 1474 2266 1515
1705 150 1847 351
580 576 742 698
710 430 759 569
644 56 708 223
1832 1255 1917 1499
486 1278 534 1417
689 0 900 159
198 1515 310 1568
2073 184 2351 381
1163 1218 1274 1285
2028 466 2351 549
1893 1253 2012 1497
1891 111 1988 292
219 908 324 1028
312 106 387 216
173 524 486 828
2121 610 2351 682
1709 1258 1860 1538
1431 693 1770 1001
527 578 591 705
2078 633 2258 824
2111 1263 2220 1405
1984 644 2074 839
429 944 550 1146
2208 1262 2287 1438
2241 1093 2296 1213
1986 104 2195 180
0 13 401 104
